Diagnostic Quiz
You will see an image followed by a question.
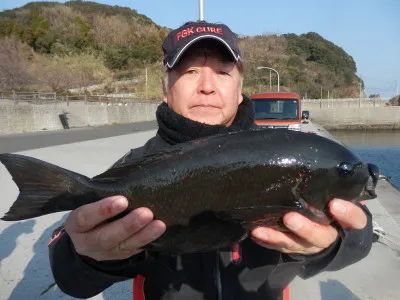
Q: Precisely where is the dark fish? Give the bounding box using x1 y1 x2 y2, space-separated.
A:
0 129 379 254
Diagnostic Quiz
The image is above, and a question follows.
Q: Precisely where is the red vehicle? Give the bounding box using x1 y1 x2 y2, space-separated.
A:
250 92 303 131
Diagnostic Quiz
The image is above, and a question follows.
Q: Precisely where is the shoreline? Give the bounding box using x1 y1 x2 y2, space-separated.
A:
324 125 400 130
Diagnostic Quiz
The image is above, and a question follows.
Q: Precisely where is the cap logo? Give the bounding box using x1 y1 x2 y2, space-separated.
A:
176 26 224 41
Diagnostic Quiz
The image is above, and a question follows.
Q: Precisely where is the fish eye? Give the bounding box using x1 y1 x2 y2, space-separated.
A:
337 162 353 176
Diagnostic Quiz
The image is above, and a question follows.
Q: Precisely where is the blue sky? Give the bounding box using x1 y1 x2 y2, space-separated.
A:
1 0 399 99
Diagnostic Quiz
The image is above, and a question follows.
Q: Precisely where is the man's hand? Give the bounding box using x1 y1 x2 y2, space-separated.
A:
251 199 367 255
64 195 166 261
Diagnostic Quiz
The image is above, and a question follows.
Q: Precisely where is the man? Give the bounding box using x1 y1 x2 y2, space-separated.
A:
49 21 372 300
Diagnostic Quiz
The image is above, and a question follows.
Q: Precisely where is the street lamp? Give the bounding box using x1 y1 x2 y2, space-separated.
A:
257 66 280 92
199 0 204 20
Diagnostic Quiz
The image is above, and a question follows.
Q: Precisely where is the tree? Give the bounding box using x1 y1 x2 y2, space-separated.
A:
73 16 90 49
0 38 34 90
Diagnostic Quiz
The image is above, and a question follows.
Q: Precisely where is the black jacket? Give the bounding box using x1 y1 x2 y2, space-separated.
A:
49 97 373 300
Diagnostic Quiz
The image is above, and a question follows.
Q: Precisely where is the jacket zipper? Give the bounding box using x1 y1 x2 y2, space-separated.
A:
215 252 222 300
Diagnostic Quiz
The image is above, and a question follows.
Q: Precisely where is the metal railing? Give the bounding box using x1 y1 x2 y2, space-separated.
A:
0 91 56 101
0 91 159 104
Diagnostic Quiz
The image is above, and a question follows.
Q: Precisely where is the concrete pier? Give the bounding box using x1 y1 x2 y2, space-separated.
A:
0 129 158 300
292 121 400 299
291 179 400 299
0 122 399 300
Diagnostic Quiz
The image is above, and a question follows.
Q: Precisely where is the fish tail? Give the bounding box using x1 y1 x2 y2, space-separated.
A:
0 153 96 221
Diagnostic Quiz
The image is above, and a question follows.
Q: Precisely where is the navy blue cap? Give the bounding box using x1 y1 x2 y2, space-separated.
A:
162 21 241 69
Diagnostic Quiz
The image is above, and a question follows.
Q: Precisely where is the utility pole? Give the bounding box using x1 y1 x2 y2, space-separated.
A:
320 86 322 99
145 68 148 100
269 70 271 91
199 0 204 21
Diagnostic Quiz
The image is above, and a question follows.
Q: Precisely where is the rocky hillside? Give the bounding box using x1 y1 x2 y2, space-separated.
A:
0 1 361 99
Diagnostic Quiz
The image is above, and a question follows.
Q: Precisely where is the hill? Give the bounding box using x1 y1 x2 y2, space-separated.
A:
389 95 399 106
0 1 361 99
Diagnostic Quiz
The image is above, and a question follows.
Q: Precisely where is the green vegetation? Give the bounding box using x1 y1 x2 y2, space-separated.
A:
240 33 360 98
0 1 360 99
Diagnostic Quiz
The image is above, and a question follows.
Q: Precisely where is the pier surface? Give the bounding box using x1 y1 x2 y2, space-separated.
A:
0 122 399 300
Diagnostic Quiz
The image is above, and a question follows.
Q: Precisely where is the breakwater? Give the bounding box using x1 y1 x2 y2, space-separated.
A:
304 107 400 130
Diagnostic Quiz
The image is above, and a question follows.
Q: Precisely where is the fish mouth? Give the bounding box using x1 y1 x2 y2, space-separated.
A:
359 163 380 200
368 163 380 186
359 176 378 200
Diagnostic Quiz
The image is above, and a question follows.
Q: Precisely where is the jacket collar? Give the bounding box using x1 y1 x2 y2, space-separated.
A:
156 95 255 145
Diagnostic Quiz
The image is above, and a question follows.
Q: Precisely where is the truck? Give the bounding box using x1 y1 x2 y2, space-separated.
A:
250 92 307 131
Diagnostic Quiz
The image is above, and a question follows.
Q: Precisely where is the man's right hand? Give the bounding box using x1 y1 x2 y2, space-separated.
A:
64 195 166 261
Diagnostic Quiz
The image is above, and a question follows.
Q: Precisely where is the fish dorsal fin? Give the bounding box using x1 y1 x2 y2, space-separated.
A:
91 147 183 183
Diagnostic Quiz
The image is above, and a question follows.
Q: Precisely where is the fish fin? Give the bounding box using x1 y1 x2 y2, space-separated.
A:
0 153 94 221
222 206 302 231
92 148 183 182
358 189 377 200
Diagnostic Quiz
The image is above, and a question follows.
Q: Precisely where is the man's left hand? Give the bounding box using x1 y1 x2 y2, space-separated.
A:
250 199 368 255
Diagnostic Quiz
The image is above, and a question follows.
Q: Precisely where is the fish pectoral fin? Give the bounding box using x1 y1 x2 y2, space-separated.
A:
92 148 184 182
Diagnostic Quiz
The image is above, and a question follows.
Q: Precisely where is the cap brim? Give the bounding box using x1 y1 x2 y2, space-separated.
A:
165 35 241 69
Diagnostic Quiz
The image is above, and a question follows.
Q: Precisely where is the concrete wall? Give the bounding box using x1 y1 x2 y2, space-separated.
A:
302 98 387 109
306 107 400 130
0 101 159 135
1 99 399 135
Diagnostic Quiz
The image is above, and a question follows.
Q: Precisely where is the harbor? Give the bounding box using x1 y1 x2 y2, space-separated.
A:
0 0 398 299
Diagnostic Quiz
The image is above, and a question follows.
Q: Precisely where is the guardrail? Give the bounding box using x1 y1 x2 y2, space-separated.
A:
0 92 56 101
0 92 158 104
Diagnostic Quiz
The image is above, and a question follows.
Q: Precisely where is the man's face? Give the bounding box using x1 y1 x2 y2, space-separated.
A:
163 42 243 126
